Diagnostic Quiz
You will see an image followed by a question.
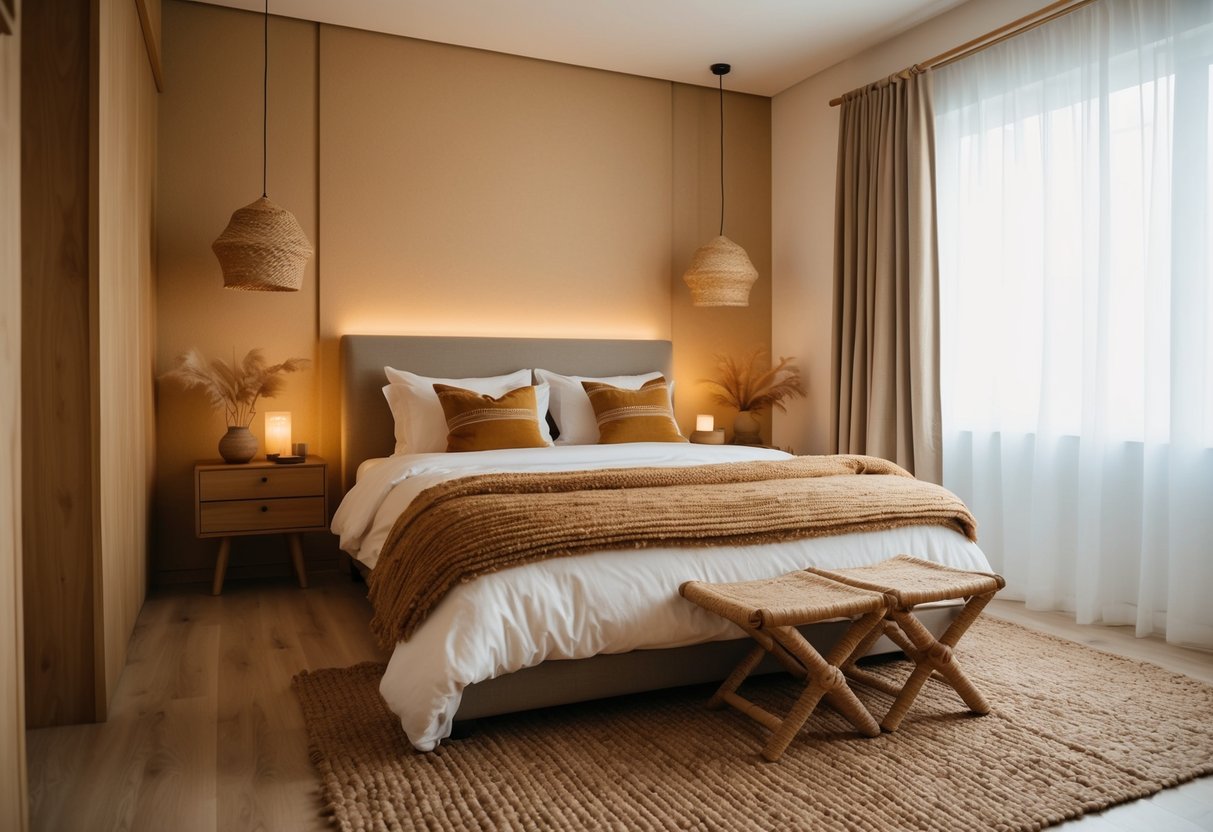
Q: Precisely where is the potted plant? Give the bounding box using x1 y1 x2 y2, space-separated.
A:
703 349 806 445
162 348 309 463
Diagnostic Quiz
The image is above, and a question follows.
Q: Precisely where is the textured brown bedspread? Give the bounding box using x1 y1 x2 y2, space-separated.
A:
367 454 978 646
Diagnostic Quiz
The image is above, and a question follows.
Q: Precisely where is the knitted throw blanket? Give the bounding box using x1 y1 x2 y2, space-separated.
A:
367 454 978 646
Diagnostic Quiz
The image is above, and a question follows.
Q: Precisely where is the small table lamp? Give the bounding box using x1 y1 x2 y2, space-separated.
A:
265 411 292 458
690 414 725 445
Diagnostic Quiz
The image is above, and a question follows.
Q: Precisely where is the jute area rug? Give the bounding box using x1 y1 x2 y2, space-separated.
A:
293 618 1213 831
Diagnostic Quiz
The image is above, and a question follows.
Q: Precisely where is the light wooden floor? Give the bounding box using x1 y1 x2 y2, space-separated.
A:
24 579 1213 832
26 575 390 832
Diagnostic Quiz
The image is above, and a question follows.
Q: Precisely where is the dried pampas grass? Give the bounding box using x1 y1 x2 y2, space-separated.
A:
162 348 309 427
703 349 807 414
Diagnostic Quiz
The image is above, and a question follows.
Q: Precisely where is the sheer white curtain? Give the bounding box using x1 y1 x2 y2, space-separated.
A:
935 0 1213 649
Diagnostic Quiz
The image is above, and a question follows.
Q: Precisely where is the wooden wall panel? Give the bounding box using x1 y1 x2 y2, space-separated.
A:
95 0 157 716
133 0 161 90
1 1 29 826
21 0 96 728
21 0 157 726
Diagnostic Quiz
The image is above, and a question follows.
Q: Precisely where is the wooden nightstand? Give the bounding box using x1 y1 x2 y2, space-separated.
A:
194 456 328 595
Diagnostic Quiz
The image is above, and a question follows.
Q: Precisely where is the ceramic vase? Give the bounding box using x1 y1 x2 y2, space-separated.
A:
218 425 258 464
732 410 762 445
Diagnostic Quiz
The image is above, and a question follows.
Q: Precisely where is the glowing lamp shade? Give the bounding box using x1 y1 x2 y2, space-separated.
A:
264 411 292 457
696 414 715 432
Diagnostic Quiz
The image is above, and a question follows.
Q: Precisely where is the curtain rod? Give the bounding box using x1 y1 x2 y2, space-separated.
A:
828 0 1096 107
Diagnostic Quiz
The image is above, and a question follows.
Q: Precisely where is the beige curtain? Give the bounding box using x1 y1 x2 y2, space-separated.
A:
831 71 941 483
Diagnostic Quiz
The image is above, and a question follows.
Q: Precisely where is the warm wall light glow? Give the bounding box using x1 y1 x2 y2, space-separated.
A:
331 313 668 341
265 411 292 457
696 414 714 432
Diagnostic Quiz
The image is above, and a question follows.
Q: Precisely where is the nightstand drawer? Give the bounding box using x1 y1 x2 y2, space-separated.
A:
198 466 324 501
199 496 326 535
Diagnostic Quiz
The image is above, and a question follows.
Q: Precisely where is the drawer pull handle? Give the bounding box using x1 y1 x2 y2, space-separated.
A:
260 505 269 513
261 476 268 483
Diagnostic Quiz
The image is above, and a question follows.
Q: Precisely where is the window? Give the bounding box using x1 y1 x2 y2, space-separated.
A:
933 0 1213 648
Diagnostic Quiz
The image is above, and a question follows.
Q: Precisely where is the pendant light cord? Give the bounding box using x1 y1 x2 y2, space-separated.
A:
262 0 268 198
718 72 725 237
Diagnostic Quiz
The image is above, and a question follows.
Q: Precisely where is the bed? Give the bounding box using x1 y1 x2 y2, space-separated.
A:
333 335 991 751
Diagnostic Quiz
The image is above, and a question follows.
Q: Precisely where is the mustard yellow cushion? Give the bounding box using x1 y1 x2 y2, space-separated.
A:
580 376 687 444
434 384 549 452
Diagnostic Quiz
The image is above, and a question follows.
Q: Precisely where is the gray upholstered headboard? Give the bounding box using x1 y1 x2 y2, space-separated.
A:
339 335 674 493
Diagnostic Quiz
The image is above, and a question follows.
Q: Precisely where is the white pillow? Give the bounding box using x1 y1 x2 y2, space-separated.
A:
382 367 552 454
534 369 673 445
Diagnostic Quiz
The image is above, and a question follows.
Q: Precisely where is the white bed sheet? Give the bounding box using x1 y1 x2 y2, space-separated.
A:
331 444 991 751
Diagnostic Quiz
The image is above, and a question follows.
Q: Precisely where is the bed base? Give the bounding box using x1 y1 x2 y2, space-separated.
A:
349 554 960 724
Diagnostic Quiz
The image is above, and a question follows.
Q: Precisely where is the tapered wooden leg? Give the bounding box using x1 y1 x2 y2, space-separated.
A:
211 537 231 596
287 533 308 589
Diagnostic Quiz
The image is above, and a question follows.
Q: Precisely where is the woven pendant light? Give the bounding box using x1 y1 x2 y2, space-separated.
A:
213 197 313 291
212 0 313 291
683 235 757 307
683 63 757 307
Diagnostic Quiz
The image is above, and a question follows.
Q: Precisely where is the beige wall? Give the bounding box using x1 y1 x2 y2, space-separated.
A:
671 83 772 442
318 28 674 342
156 2 319 582
155 1 772 581
0 0 28 824
770 0 1043 455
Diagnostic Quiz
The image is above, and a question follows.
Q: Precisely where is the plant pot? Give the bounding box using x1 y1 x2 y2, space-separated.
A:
218 425 258 464
732 410 762 445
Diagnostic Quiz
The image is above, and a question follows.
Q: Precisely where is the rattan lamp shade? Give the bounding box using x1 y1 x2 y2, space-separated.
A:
682 235 758 307
212 197 313 292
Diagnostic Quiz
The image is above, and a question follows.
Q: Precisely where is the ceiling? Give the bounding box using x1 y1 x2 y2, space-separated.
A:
189 0 971 97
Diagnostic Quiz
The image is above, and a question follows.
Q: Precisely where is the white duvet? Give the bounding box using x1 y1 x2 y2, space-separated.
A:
332 444 991 751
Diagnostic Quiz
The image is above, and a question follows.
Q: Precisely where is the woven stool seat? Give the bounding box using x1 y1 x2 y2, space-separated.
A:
680 571 888 762
809 555 1005 732
681 570 894 630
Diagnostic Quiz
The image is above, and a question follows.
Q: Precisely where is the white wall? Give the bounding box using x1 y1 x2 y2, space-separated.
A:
770 0 1042 455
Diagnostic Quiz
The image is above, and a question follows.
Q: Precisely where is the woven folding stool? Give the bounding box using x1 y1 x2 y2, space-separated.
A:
808 555 1005 732
679 571 888 762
